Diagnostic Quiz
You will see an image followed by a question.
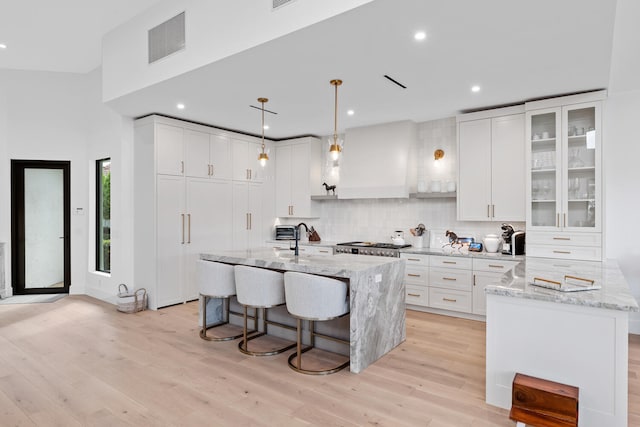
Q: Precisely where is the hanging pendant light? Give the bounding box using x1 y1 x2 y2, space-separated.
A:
329 79 343 161
257 97 269 167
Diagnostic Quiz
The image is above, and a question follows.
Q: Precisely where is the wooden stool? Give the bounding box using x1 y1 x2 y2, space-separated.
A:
510 373 579 427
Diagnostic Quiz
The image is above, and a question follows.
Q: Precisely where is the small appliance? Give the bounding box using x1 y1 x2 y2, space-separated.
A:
275 225 296 240
500 223 526 255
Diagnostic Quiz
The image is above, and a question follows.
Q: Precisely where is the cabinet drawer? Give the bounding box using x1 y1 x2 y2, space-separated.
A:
429 267 472 291
430 256 472 270
429 288 472 313
526 244 602 261
404 266 428 285
302 246 334 256
473 258 518 274
527 231 601 247
400 253 429 266
406 285 429 307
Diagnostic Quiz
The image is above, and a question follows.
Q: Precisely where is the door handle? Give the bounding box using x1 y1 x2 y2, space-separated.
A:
487 205 490 218
59 236 65 239
187 214 191 243
492 204 495 218
181 214 185 244
249 213 252 230
181 161 184 174
563 213 567 228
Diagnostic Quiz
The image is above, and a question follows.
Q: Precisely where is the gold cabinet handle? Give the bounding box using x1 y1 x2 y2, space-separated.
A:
564 275 594 285
487 205 490 218
246 213 249 230
473 274 476 286
534 277 562 286
488 264 504 269
563 213 567 227
443 261 456 265
249 213 252 230
187 213 191 243
407 273 421 277
443 277 457 281
408 258 421 262
319 250 329 253
553 250 571 254
290 205 294 216
492 204 495 218
181 160 184 174
556 213 559 228
443 298 457 303
408 293 421 297
181 214 185 244
553 237 571 241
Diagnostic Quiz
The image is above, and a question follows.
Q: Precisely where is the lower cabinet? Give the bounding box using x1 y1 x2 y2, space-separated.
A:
401 253 519 318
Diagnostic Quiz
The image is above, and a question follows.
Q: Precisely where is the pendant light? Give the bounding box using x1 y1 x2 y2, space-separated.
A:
329 79 343 161
257 97 269 167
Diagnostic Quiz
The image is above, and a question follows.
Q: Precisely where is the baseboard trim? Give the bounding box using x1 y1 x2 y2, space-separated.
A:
85 287 117 306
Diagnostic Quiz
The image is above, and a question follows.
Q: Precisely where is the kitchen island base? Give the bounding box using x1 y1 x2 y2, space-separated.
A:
486 293 629 427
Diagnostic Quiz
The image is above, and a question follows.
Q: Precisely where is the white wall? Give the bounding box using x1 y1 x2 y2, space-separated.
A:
102 0 374 102
0 68 133 301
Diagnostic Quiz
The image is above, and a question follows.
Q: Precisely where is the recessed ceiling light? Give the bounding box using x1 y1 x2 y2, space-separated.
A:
414 31 426 41
176 103 185 109
347 110 355 116
0 43 7 49
263 125 269 130
471 85 481 93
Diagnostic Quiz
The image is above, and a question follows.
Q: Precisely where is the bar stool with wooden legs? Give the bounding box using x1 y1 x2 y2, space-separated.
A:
196 260 245 341
283 271 350 375
234 265 297 356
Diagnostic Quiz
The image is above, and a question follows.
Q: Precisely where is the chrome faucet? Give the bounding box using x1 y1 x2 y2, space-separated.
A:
293 222 310 257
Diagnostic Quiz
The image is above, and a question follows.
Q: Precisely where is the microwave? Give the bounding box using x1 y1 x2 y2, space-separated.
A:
275 225 296 240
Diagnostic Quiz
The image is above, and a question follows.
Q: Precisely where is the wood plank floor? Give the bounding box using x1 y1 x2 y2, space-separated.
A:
0 295 638 426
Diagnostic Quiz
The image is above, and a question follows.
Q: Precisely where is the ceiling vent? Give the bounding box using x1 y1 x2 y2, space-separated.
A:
148 12 186 64
272 0 296 10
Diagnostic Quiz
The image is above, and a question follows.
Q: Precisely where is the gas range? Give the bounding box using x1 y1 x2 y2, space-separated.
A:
334 241 411 257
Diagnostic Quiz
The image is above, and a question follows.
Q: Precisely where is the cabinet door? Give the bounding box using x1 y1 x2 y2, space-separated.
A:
562 102 601 232
232 181 249 250
232 139 249 181
247 141 264 182
210 134 232 180
184 178 233 301
473 271 504 315
290 143 311 217
275 144 293 217
156 124 184 176
491 114 525 221
156 175 185 307
458 119 492 220
184 129 210 178
247 182 263 249
527 108 562 230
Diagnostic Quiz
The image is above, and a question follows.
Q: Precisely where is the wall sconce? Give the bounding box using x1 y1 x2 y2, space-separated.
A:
434 149 444 167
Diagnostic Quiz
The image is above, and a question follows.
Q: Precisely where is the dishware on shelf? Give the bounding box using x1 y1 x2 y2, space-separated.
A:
568 148 584 168
542 131 550 139
430 180 441 193
533 133 541 140
446 181 456 192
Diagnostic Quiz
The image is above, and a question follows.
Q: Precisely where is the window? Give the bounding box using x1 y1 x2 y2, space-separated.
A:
96 158 111 273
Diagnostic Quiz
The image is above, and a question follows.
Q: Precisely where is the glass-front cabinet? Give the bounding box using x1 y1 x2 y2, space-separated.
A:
526 101 601 232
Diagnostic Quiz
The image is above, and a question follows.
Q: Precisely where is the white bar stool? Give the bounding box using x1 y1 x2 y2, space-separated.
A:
196 260 245 341
284 271 350 375
234 265 296 356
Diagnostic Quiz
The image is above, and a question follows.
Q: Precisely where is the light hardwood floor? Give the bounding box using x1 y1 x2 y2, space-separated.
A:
0 295 638 426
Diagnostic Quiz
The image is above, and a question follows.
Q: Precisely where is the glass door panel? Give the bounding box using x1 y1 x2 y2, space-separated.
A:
565 106 597 229
530 112 558 227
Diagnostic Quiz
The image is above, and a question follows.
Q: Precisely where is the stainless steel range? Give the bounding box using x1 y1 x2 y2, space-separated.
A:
334 241 411 257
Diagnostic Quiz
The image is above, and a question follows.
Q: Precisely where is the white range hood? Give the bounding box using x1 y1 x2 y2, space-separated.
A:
338 120 416 199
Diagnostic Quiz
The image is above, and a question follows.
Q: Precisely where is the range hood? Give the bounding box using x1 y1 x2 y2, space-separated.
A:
338 120 416 199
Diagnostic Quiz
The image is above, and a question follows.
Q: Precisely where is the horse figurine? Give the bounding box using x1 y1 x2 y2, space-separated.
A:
322 182 336 195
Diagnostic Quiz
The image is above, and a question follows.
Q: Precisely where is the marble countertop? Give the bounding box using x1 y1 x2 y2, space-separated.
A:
201 248 402 278
486 257 639 312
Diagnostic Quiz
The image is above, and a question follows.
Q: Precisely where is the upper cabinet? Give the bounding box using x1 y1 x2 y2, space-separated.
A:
525 91 605 261
184 130 232 180
275 137 322 217
232 139 264 182
457 107 525 222
156 124 184 176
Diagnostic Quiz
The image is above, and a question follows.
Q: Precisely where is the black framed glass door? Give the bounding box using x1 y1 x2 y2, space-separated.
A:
11 160 71 294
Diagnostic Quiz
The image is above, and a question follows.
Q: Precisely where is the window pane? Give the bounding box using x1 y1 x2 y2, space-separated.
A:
97 159 111 272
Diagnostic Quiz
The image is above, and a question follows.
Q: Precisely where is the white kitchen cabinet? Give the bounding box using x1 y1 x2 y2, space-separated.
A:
275 137 322 217
428 257 473 314
472 258 518 315
184 130 232 180
232 181 262 250
134 115 273 309
400 253 429 307
458 110 525 221
232 138 264 182
525 92 604 261
156 124 184 176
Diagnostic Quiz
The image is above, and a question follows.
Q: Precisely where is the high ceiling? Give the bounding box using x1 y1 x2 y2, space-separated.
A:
0 1 619 140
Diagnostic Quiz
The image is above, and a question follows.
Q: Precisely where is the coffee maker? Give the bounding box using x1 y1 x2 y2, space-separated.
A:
501 223 526 255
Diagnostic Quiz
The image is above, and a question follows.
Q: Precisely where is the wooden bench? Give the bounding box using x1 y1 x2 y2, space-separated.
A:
510 373 579 427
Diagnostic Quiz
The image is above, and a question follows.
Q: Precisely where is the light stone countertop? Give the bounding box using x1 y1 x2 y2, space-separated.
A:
486 257 639 312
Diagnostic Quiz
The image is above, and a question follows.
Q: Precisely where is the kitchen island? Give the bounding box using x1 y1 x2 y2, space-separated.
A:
200 249 406 373
485 258 638 427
